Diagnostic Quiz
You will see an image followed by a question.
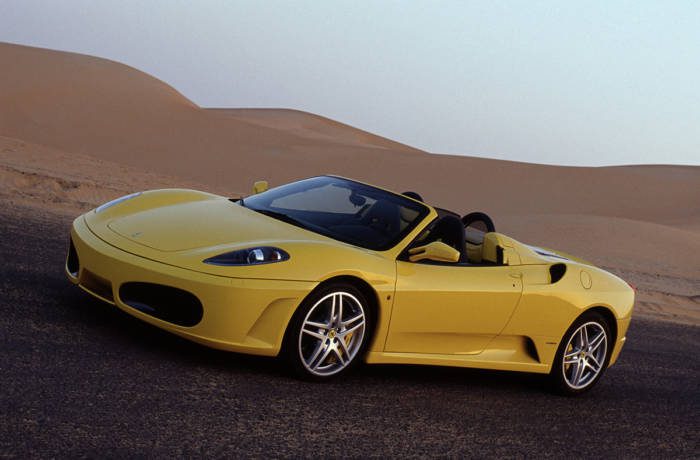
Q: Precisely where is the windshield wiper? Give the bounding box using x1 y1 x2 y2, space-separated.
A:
253 209 307 228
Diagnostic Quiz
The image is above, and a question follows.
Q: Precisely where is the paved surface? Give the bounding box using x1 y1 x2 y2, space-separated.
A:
1 206 698 458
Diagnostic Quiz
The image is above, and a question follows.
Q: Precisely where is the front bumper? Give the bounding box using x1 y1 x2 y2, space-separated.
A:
67 215 315 356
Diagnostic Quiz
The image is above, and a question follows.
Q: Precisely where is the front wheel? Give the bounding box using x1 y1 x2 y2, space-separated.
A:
284 284 371 380
550 311 612 395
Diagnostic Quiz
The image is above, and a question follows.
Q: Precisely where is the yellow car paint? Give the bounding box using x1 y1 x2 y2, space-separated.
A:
67 182 633 376
385 262 523 355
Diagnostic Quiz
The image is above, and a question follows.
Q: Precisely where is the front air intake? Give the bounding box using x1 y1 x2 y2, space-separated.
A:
119 282 203 327
66 238 80 277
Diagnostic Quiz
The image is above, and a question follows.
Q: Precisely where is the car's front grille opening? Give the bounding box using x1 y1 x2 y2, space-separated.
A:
66 238 80 277
119 282 203 327
80 270 114 302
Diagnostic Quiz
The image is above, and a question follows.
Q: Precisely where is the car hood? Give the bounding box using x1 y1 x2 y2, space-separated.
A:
83 190 398 281
105 198 327 252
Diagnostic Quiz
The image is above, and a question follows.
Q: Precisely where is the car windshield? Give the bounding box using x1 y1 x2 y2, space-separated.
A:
240 176 430 250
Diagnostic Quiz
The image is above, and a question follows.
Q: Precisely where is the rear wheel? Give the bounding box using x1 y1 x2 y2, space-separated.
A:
284 283 371 380
550 311 612 395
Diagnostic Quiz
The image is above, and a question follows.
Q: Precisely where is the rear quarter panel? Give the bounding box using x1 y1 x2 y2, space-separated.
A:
501 262 634 366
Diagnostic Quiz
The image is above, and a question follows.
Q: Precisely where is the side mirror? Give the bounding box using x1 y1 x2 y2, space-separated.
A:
252 180 269 194
408 241 460 263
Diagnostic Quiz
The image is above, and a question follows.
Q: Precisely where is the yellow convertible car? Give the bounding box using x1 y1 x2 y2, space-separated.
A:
66 176 634 394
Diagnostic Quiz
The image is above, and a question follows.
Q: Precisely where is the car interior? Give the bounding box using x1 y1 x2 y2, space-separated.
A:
245 177 500 261
401 191 500 266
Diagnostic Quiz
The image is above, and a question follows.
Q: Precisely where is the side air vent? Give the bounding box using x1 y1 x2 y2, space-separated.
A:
549 263 567 284
119 282 203 327
524 337 541 363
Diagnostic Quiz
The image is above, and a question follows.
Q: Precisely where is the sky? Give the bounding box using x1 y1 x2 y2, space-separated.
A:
1 1 699 166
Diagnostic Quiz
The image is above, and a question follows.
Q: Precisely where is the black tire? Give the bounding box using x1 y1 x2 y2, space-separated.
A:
283 283 372 381
550 311 613 396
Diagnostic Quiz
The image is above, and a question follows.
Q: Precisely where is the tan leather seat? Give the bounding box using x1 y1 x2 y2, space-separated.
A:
466 242 482 263
465 227 485 263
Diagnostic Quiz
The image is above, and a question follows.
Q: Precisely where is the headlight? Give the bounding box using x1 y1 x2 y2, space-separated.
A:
203 247 290 266
95 192 142 213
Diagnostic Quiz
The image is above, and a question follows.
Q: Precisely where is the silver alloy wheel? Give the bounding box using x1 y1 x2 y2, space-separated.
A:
298 291 366 377
562 321 608 390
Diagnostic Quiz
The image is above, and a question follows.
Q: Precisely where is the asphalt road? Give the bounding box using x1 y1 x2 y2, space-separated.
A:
1 205 698 458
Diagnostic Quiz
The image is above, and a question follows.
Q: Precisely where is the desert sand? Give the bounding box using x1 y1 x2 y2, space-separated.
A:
1 42 698 324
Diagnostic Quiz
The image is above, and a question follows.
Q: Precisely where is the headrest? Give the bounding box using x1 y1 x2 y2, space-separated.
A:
465 227 486 245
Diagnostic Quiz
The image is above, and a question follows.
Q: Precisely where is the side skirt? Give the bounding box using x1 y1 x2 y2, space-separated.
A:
365 337 551 374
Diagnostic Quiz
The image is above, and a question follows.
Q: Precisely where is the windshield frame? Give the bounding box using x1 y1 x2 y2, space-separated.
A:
239 176 432 251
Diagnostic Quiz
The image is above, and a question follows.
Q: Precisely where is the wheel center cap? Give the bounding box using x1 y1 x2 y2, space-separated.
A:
328 329 337 339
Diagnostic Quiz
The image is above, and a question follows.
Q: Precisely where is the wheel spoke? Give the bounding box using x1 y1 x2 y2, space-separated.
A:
305 339 327 368
337 335 351 358
329 295 337 326
304 320 329 330
340 320 364 337
581 325 589 347
312 343 334 370
336 293 343 327
340 313 365 327
564 348 580 359
572 360 585 386
587 354 602 371
589 331 606 352
302 328 326 340
333 345 346 365
342 313 364 327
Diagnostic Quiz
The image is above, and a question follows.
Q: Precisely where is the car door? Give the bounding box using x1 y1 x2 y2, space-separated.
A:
385 261 523 355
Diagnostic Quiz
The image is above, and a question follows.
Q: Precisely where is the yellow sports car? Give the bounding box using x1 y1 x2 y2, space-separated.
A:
66 176 634 394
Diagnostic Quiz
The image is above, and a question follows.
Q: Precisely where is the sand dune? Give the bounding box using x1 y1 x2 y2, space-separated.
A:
209 108 423 152
0 135 224 215
1 42 698 324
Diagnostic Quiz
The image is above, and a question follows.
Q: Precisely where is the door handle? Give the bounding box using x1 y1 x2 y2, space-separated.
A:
509 272 523 279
